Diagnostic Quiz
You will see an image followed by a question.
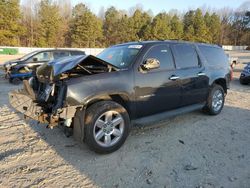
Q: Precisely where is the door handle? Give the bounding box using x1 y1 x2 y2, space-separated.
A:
169 75 180 80
197 72 206 76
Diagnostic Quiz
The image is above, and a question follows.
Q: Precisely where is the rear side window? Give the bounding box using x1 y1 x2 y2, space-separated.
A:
71 51 86 56
53 51 70 59
144 45 175 70
199 46 228 66
172 44 199 69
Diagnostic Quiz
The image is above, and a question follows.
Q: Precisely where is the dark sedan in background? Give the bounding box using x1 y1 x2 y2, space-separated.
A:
240 62 250 85
3 49 86 84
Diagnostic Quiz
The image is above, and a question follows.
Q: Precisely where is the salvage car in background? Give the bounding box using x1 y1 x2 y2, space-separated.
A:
240 62 250 85
9 41 231 153
3 49 86 84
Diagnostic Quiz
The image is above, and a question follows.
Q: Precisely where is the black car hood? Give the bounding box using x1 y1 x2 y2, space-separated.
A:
36 55 119 82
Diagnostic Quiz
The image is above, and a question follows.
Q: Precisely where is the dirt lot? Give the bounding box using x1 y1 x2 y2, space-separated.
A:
0 55 250 188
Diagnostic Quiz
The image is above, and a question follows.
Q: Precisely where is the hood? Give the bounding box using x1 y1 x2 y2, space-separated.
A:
4 59 22 67
36 55 119 82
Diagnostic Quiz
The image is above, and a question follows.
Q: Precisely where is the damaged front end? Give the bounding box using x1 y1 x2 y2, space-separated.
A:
9 77 82 128
9 55 118 128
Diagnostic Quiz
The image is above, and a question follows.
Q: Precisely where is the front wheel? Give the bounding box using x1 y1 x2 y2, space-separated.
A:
84 101 130 154
204 84 225 115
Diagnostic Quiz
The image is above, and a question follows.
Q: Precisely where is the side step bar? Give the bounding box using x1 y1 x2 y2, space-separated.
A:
132 103 205 126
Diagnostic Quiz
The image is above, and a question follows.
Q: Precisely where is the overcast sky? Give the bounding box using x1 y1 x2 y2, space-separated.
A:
72 0 250 14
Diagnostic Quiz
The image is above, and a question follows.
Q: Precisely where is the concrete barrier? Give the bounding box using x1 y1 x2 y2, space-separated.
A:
0 46 105 56
222 45 248 51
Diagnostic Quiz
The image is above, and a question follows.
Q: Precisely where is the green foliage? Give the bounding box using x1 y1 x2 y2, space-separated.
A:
204 13 221 43
143 13 172 40
131 10 151 40
183 9 210 43
170 15 183 39
0 1 250 47
0 0 24 46
103 8 152 45
70 3 103 47
36 0 62 47
103 6 121 46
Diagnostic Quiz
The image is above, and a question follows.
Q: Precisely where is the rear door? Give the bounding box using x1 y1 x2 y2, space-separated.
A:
171 43 209 106
134 44 182 118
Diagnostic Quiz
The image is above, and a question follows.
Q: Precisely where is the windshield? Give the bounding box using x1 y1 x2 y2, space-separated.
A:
19 51 39 60
97 45 143 68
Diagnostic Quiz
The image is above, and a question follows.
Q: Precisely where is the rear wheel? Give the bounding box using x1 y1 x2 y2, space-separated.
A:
240 78 249 85
204 84 225 115
84 101 130 154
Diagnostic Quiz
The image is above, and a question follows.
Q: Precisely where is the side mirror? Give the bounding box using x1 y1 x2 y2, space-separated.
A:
33 57 38 62
140 58 160 71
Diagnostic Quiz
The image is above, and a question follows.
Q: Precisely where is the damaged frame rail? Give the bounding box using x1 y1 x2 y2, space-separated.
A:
8 82 82 128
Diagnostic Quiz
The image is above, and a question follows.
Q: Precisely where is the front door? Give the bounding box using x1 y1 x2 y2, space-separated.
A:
134 44 182 118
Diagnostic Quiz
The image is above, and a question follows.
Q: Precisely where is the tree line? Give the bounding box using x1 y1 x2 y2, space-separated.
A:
0 0 249 48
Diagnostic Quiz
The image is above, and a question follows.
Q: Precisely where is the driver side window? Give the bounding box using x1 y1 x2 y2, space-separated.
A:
31 52 51 62
144 45 175 70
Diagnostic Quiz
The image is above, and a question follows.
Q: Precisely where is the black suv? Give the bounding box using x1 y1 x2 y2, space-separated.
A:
9 41 231 153
3 49 85 84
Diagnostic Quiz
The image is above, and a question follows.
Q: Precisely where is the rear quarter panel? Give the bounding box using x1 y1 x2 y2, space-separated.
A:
196 44 231 89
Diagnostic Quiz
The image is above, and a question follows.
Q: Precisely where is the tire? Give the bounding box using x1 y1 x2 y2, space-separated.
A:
9 77 22 85
84 101 130 154
204 84 225 115
240 79 249 85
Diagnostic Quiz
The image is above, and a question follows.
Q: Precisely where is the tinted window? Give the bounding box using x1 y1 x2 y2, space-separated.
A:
31 52 51 61
172 44 199 69
53 51 70 59
145 45 175 70
71 51 86 56
199 46 228 66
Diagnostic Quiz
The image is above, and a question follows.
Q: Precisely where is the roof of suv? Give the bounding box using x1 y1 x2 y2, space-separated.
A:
114 40 221 49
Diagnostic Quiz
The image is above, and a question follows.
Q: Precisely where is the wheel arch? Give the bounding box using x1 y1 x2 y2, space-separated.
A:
83 93 132 117
212 78 227 94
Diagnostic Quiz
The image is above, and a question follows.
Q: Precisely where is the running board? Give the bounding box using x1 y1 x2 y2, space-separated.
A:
132 103 205 126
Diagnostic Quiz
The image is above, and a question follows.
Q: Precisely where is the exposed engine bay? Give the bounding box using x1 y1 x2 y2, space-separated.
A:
36 55 118 83
9 55 119 127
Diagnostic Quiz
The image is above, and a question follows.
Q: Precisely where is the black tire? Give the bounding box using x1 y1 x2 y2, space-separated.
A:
84 101 130 154
9 77 22 85
204 84 225 115
240 79 249 85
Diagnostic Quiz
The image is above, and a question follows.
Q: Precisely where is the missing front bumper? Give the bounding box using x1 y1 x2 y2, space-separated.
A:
9 90 80 126
9 90 44 121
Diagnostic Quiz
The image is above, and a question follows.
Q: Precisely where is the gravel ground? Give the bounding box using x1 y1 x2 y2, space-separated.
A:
0 59 250 187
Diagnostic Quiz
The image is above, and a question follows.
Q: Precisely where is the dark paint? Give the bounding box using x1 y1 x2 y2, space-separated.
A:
63 41 230 119
240 63 250 84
